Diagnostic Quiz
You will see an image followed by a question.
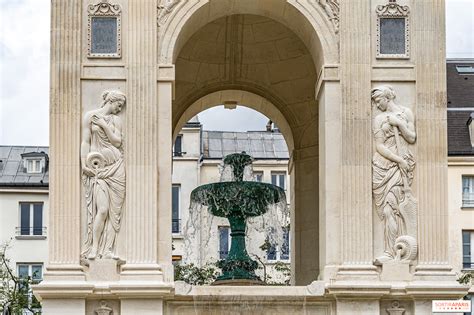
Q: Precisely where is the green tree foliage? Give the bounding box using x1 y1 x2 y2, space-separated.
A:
0 242 41 314
174 263 219 285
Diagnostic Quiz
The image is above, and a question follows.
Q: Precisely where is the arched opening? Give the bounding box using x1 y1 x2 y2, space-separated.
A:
166 2 328 284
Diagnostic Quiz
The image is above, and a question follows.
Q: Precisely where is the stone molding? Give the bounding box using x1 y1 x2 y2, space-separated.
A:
87 0 122 58
376 0 410 59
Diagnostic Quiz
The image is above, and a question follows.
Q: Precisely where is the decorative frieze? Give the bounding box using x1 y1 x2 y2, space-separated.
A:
87 0 122 58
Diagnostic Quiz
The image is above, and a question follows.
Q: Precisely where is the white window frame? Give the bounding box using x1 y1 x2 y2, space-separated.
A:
218 226 231 259
25 158 42 174
17 202 45 239
254 171 264 182
17 263 43 313
266 227 290 262
462 176 474 207
172 184 181 234
462 230 474 270
271 171 287 190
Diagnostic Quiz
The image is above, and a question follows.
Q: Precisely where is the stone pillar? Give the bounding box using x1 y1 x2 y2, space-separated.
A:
41 299 85 315
337 0 377 277
412 0 452 278
120 0 161 279
157 65 174 282
45 0 84 280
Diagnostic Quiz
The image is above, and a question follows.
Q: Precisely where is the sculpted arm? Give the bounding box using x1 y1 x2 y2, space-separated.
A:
81 113 95 176
374 117 405 164
398 108 416 144
94 115 122 148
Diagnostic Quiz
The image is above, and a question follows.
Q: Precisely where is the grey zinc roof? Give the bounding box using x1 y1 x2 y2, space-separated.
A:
0 146 49 187
202 131 289 159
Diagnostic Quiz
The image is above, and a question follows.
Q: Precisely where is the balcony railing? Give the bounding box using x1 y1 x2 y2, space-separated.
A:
462 193 474 207
463 262 474 270
172 219 181 234
15 227 47 237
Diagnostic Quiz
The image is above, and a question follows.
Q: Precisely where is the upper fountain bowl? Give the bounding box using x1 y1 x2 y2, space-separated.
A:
190 181 285 218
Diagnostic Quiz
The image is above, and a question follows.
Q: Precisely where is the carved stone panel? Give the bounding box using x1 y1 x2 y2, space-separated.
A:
87 1 122 58
371 86 418 265
81 90 126 260
376 0 410 59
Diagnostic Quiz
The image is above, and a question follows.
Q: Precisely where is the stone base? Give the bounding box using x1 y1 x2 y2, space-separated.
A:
211 279 264 286
380 261 412 281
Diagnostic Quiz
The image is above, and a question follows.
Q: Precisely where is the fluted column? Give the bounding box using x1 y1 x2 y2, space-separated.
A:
46 0 83 279
121 0 161 278
338 0 376 275
413 0 451 276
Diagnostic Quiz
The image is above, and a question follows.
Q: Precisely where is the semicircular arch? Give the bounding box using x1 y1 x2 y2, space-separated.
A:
173 90 295 152
159 0 338 69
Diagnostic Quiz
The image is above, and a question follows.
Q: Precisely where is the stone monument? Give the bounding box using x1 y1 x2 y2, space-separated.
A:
33 0 468 314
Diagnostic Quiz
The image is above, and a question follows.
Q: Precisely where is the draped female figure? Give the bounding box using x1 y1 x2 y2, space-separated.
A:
81 90 126 260
371 86 417 264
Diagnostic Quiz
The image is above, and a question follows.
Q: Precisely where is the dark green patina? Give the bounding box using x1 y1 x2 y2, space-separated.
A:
190 152 286 282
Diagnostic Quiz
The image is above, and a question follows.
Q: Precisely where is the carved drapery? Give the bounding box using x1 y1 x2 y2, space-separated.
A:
81 90 126 260
371 86 418 265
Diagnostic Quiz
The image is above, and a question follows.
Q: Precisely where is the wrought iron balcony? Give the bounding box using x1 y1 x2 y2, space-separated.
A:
172 219 181 234
462 192 474 207
15 227 47 238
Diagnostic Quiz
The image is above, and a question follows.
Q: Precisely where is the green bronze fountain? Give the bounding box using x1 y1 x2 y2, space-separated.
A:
190 152 286 284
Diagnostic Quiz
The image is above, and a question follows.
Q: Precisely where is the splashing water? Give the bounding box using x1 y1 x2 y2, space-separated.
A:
183 152 289 283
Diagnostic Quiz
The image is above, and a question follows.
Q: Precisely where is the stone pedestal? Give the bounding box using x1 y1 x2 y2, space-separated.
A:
380 262 412 281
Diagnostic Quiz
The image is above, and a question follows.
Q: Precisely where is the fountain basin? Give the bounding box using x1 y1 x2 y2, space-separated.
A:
190 181 285 218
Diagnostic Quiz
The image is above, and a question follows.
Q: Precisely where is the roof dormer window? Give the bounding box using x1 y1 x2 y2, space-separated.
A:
21 151 48 174
27 159 42 174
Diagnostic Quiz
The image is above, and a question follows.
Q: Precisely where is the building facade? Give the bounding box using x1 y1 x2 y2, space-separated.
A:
0 146 49 312
446 59 474 312
32 0 469 314
171 119 291 283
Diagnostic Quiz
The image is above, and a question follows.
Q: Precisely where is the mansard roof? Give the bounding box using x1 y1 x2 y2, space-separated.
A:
0 145 49 188
202 130 289 160
447 59 474 156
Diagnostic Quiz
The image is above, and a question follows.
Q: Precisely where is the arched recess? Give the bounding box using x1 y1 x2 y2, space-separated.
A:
173 90 294 152
163 1 330 285
159 0 339 67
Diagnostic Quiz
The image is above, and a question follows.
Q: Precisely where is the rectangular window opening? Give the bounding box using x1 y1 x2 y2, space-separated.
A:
172 185 181 233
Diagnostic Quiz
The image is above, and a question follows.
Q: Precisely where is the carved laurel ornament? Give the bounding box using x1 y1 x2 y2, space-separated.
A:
376 0 410 59
158 0 181 26
317 0 340 33
87 0 122 58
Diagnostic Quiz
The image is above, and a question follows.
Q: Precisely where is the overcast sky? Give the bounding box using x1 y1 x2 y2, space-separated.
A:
0 0 473 146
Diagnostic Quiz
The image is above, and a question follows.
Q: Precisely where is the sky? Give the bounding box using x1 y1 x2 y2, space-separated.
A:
0 0 473 146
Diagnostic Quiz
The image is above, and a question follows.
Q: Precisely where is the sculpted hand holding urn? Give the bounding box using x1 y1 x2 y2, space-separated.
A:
81 90 126 260
371 85 418 265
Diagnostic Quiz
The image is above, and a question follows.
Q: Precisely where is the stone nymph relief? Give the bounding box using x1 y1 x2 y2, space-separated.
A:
81 90 126 260
371 85 418 265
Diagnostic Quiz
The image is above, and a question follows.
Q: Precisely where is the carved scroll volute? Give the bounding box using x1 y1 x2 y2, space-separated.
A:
371 86 418 265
